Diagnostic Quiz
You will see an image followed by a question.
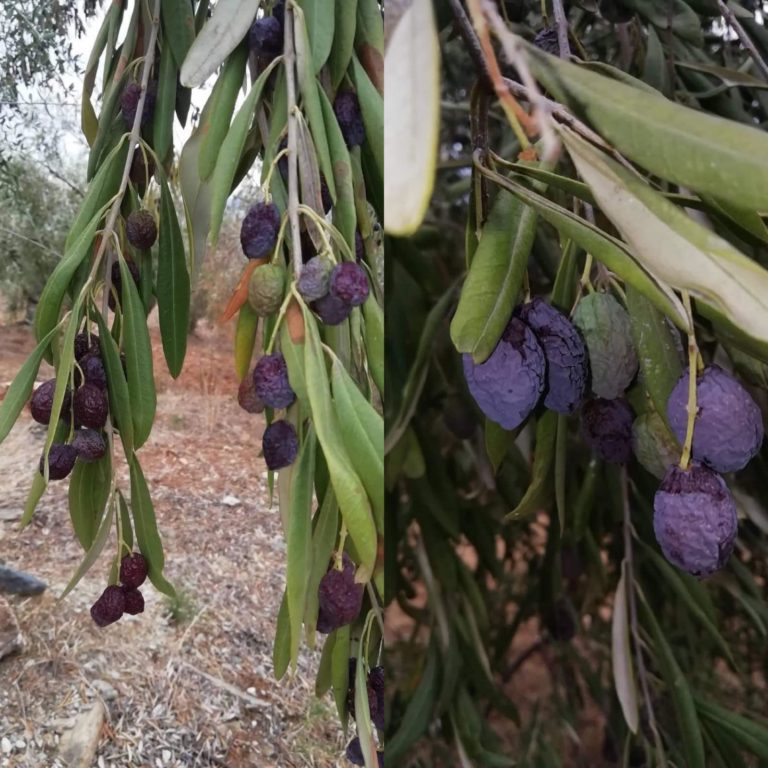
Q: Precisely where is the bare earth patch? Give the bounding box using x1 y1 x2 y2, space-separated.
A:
0 322 345 768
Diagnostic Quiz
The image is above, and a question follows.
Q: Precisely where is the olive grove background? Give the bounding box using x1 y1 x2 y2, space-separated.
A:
384 0 768 766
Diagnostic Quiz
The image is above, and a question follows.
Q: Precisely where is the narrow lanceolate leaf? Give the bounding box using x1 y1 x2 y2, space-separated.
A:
157 174 191 378
331 358 384 533
483 168 689 332
363 296 384 397
120 258 157 448
505 411 557 521
43 302 82 464
387 647 439 762
355 651 375 766
525 41 768 212
286 429 317 670
331 625 352 725
81 4 113 144
626 286 682 424
612 561 639 734
386 283 456 453
639 588 706 768
383 0 440 235
198 43 248 181
318 87 356 253
36 202 111 350
95 309 134 456
66 134 125 248
118 490 134 553
329 0 357 90
450 191 535 363
302 305 378 574
19 472 48 529
0 326 59 445
68 453 112 551
209 56 283 246
179 118 214 271
280 323 308 404
294 10 336 203
694 697 768 759
179 0 259 87
562 126 768 345
315 627 336 696
273 595 291 680
235 305 259 381
60 498 115 599
296 0 335 74
161 0 196 70
129 455 176 597
351 54 384 186
153 40 178 164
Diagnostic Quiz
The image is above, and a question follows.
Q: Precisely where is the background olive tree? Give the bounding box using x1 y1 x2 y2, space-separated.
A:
385 1 768 765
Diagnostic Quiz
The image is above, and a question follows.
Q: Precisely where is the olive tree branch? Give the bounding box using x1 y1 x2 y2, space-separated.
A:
446 0 493 90
551 0 571 59
717 0 768 82
98 0 162 322
284 2 303 279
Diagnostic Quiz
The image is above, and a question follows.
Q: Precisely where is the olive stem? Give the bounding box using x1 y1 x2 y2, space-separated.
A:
679 291 698 470
261 148 290 198
284 2 303 279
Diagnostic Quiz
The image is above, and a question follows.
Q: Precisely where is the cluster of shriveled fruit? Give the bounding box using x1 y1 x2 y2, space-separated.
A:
462 291 764 578
31 330 109 480
90 552 148 626
29 209 157 484
234 4 371 474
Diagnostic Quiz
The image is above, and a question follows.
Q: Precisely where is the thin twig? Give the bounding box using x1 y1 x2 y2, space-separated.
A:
718 0 768 82
465 0 535 146
284 3 303 279
484 7 560 163
176 661 270 708
501 636 548 681
446 0 493 90
0 225 62 257
620 467 662 753
551 0 571 59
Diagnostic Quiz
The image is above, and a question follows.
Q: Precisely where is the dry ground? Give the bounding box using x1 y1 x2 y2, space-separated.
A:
0 319 345 768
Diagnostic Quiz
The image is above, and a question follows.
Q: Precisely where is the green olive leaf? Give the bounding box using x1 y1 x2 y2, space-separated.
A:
450 190 536 363
129 454 176 598
119 257 157 448
286 428 317 670
383 0 440 236
296 0 335 74
302 304 378 574
68 452 113 551
157 172 191 379
562 126 768 345
179 0 258 88
198 43 248 181
525 40 768 212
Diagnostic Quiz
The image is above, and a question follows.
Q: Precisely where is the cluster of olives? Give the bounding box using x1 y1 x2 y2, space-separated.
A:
90 552 148 627
462 291 765 578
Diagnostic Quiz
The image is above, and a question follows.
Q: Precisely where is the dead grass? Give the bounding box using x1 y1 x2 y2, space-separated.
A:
0 320 346 768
